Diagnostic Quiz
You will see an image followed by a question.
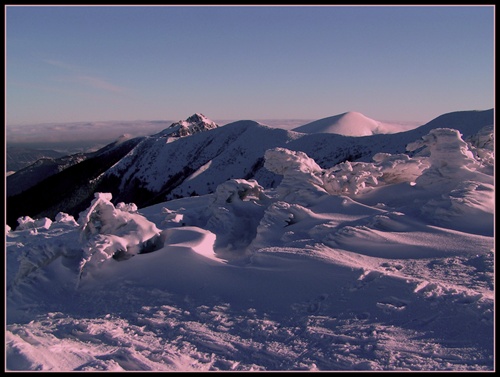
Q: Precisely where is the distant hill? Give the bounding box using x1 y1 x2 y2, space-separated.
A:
292 111 420 136
6 147 68 172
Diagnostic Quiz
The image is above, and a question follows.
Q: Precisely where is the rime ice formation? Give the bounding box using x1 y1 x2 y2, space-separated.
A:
405 128 494 232
78 193 161 279
264 147 327 205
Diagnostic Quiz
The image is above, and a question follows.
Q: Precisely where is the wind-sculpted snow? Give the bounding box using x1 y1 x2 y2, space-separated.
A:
77 193 161 283
264 148 327 205
407 128 480 185
466 125 494 174
263 145 426 198
205 179 270 257
6 125 494 371
404 128 494 234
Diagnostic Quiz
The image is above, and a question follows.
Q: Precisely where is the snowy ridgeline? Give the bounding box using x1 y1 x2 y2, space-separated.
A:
6 126 493 285
5 126 494 371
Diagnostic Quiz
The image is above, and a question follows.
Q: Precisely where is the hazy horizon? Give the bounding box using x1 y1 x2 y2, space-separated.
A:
4 117 312 145
5 112 433 147
6 5 493 126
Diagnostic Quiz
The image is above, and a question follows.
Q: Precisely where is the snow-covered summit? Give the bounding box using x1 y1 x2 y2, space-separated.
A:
156 113 218 138
293 111 419 136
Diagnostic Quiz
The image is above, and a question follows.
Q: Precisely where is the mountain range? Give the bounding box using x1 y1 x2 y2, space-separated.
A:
6 147 69 173
6 109 493 229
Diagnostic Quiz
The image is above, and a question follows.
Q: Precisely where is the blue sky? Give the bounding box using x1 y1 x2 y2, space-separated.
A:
6 5 494 125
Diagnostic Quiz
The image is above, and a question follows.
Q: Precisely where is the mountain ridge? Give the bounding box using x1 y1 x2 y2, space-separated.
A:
6 109 493 228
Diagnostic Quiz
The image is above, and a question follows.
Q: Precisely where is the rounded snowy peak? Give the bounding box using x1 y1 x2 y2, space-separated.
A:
292 111 410 137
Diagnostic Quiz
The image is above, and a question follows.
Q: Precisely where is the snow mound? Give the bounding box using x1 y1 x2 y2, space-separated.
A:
292 111 414 136
160 227 222 263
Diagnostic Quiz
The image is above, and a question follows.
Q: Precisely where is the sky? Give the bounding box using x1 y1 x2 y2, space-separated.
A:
5 5 494 126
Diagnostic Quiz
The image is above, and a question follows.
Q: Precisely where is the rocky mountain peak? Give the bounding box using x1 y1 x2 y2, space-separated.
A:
159 113 218 138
